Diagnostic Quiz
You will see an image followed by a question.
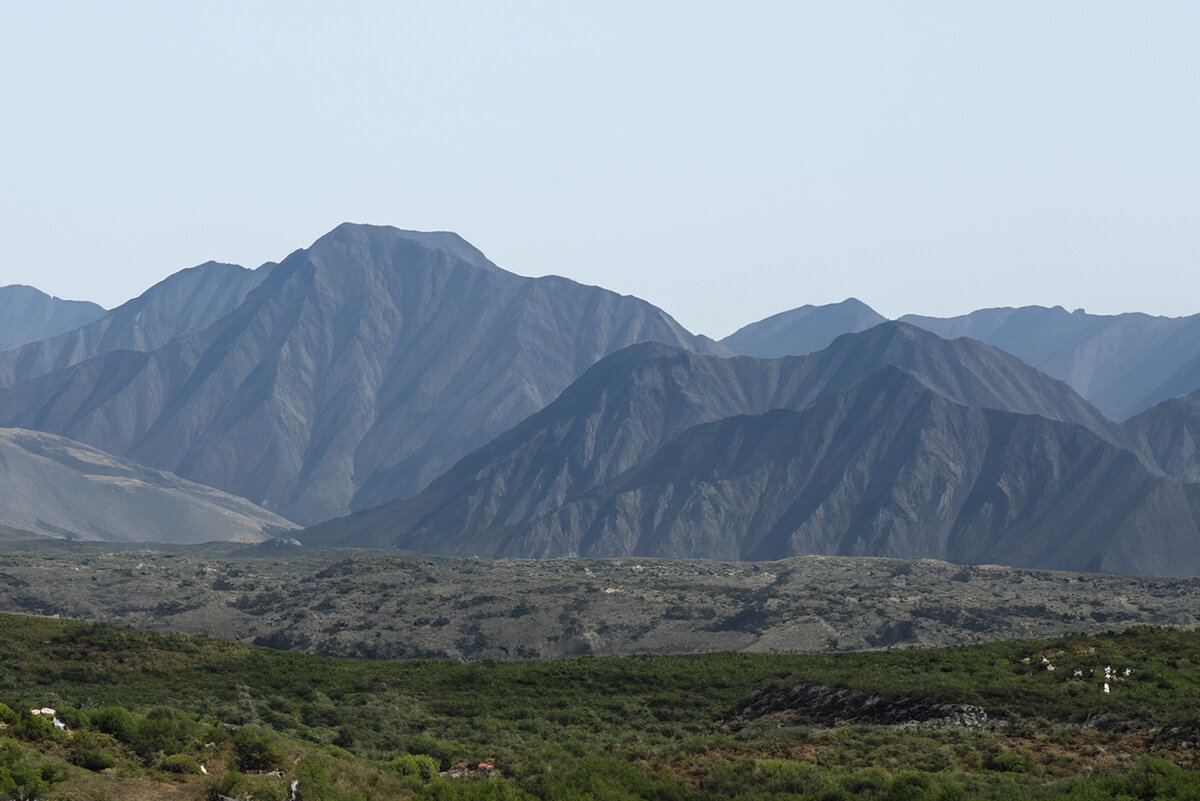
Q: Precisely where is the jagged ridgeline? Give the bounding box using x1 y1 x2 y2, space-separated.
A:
306 324 1200 576
0 613 1197 800
0 224 723 525
725 299 1200 420
1 224 1198 574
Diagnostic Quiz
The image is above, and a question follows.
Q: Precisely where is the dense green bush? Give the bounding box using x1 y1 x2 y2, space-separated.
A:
56 707 90 730
232 725 285 772
130 707 198 760
393 752 441 783
1100 757 1200 801
161 752 200 774
66 731 118 772
0 614 1198 800
7 713 60 744
0 738 61 800
89 706 136 743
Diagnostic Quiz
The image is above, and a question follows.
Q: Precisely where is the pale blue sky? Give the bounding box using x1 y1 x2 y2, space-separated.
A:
1 1 1197 337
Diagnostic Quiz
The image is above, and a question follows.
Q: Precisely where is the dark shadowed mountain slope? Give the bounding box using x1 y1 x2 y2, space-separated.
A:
721 298 886 358
305 323 1125 554
0 224 724 523
311 367 1199 577
0 261 271 387
1126 388 1200 483
793 323 1120 439
0 285 106 352
899 306 1200 420
512 371 1198 576
0 427 295 543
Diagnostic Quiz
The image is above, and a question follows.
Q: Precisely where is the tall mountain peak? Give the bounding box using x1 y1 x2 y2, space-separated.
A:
309 222 498 271
0 225 724 523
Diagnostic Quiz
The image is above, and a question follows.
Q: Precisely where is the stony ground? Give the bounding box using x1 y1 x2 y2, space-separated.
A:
0 538 1196 660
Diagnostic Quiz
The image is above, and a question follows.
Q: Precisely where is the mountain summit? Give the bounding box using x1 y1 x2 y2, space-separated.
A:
0 224 724 523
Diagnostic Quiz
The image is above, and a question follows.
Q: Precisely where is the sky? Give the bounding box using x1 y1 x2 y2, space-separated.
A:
0 1 1197 338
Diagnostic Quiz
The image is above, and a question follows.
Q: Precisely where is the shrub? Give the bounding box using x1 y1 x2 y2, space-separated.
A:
392 753 440 783
161 753 200 775
9 713 59 744
1110 757 1200 801
130 707 198 760
89 707 136 743
67 732 117 772
232 726 284 773
886 771 937 801
984 750 1032 774
56 708 90 730
0 739 62 800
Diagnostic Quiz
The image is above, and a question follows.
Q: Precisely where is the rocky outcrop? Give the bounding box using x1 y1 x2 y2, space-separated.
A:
729 684 995 729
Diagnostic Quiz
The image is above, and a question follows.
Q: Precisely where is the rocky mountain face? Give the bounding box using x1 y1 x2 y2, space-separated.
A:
727 302 1200 420
721 298 886 358
0 427 294 543
898 306 1200 420
1126 388 1200 483
0 261 271 387
4 228 1196 569
0 285 106 352
0 224 723 524
509 373 1197 576
304 323 1190 575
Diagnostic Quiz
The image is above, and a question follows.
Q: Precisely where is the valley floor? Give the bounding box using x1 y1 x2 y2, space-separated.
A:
0 540 1197 660
0 615 1197 799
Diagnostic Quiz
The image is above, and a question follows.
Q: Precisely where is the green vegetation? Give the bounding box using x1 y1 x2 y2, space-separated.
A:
0 613 1195 799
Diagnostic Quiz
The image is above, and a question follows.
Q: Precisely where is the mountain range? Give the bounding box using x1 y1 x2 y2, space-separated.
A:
1 224 1197 576
0 224 719 524
0 261 272 387
724 299 1200 420
305 324 1200 576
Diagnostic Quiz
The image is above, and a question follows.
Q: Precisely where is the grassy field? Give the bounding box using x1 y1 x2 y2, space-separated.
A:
0 613 1196 799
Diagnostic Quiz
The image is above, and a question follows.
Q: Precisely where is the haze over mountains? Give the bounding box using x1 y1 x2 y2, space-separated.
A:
721 298 886 358
0 427 293 543
0 224 720 524
0 285 106 352
1 224 1197 576
724 299 1200 420
0 261 272 387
